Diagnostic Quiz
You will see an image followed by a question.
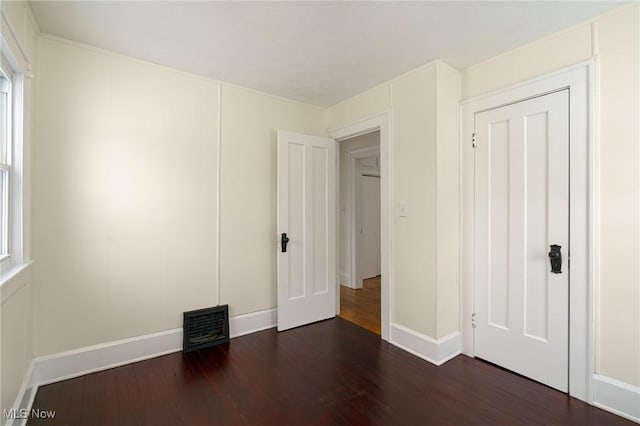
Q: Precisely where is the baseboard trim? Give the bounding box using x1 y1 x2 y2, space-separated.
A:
229 308 277 338
389 323 461 366
592 374 640 423
339 272 351 287
7 308 278 425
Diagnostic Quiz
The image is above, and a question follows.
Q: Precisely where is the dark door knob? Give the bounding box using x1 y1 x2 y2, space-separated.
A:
548 244 562 274
281 233 290 253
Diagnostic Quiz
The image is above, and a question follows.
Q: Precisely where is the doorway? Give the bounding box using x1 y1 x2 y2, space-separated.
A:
461 64 591 400
329 112 391 341
337 131 382 335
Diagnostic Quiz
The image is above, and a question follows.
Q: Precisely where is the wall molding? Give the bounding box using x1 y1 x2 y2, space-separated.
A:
390 323 461 366
339 272 352 288
592 374 640 423
7 308 277 426
229 308 277 338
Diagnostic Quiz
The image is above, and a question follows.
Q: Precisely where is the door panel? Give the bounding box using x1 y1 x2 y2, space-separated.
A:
475 90 569 392
360 173 381 280
277 131 337 331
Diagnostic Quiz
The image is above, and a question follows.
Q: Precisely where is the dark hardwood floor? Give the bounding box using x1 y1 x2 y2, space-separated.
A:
339 276 381 335
29 318 632 425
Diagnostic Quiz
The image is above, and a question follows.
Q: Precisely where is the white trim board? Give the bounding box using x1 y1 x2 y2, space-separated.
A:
460 61 593 402
7 308 277 426
390 323 460 366
592 374 640 423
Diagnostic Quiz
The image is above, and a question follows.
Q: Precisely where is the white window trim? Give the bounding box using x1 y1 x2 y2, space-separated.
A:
0 32 29 286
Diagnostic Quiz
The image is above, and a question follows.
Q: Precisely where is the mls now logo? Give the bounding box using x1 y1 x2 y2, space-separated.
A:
4 408 56 420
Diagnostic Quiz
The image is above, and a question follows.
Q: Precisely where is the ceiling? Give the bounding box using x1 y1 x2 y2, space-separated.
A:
29 1 625 107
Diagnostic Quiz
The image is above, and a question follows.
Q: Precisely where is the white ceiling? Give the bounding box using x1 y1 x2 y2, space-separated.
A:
29 1 625 107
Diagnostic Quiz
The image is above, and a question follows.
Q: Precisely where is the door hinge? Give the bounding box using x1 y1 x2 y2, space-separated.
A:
472 133 477 148
471 312 476 328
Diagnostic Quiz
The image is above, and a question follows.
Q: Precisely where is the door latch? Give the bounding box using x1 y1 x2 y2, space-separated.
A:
548 244 562 274
281 233 290 253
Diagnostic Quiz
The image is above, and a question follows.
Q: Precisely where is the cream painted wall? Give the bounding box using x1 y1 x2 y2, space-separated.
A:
32 36 325 355
392 64 438 336
326 61 461 339
327 84 390 131
435 62 461 338
218 86 325 317
338 131 380 285
461 23 593 100
33 37 221 356
461 3 640 387
595 4 640 388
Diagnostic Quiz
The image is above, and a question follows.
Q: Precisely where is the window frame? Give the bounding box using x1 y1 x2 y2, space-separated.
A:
1 68 12 261
0 41 27 278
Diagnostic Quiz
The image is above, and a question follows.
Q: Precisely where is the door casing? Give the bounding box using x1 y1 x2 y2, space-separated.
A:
330 112 391 341
461 61 594 402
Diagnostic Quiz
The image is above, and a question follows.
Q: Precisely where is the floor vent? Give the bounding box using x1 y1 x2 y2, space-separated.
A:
183 305 230 352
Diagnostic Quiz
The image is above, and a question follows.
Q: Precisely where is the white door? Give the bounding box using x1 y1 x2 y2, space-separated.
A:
359 174 381 279
474 90 569 391
277 131 337 331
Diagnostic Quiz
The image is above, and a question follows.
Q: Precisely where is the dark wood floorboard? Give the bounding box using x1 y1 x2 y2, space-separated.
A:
28 318 633 425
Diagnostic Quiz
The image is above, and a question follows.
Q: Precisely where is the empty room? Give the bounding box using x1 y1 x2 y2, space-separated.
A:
1 1 639 424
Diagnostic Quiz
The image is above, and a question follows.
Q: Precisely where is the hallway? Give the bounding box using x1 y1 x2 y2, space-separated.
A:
339 276 381 335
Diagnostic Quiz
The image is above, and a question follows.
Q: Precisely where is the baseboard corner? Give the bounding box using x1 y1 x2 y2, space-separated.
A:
389 323 461 366
592 374 640 423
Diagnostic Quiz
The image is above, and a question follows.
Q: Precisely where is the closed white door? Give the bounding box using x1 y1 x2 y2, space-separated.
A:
474 90 569 391
359 174 381 279
277 131 337 331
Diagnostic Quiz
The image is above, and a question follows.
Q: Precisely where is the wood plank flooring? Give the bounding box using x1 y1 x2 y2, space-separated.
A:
339 276 381 334
28 318 632 425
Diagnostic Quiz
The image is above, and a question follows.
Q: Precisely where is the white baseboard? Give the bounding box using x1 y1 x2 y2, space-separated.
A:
339 272 351 287
593 374 640 423
7 307 277 425
229 308 277 338
389 323 461 366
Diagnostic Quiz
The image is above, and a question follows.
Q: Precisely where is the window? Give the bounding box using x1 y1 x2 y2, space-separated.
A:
0 50 26 275
0 70 10 259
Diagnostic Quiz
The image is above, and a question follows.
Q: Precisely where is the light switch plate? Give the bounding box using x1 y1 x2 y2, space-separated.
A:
399 201 408 217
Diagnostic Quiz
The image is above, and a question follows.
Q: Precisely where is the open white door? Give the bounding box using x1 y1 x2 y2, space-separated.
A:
474 90 569 391
277 131 337 331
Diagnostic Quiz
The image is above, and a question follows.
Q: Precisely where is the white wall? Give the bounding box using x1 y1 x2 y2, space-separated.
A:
338 131 380 287
461 3 640 389
0 0 38 418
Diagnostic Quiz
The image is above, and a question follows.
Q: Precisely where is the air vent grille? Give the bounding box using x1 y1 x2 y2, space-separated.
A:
183 305 229 352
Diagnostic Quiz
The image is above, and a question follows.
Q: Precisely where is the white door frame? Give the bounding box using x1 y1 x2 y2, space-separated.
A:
461 61 594 402
349 145 380 289
330 112 392 341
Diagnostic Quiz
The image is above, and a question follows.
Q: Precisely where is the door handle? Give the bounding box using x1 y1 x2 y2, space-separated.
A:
281 233 290 253
548 244 562 274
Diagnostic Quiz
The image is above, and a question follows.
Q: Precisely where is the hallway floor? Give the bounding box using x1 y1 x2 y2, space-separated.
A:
339 276 381 334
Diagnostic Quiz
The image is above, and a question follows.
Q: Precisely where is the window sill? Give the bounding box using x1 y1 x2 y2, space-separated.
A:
1 260 33 302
